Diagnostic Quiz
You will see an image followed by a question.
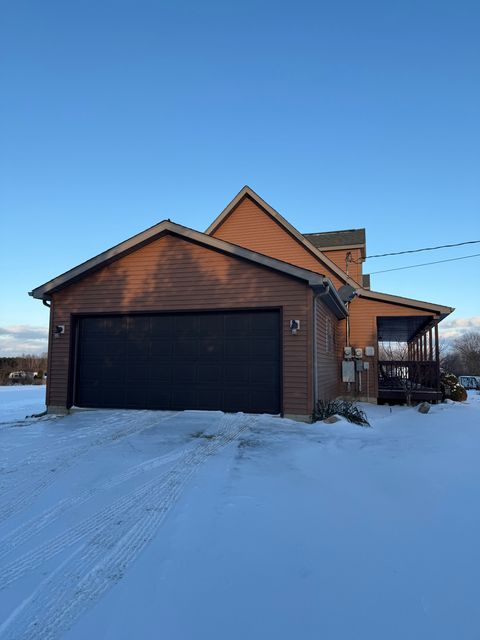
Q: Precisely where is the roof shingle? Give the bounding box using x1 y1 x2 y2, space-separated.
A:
304 228 365 250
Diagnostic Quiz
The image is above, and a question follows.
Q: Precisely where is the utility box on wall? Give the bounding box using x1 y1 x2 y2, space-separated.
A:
342 360 356 383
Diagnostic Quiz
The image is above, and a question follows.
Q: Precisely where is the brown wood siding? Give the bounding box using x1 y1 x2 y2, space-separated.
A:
48 234 313 417
211 196 344 288
323 248 363 285
338 297 434 400
315 298 340 402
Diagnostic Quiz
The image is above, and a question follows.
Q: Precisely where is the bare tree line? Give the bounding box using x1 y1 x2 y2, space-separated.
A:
442 331 480 376
0 354 48 385
379 330 480 376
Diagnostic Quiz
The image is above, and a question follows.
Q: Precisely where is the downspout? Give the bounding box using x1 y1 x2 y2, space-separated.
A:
345 302 350 348
43 296 52 408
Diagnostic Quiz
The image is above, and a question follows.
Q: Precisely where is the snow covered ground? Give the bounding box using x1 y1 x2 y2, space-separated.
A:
0 387 479 640
0 385 46 423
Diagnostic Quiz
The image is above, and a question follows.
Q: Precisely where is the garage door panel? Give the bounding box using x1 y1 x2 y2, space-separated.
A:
224 363 250 385
149 364 172 383
222 389 248 413
250 390 279 414
149 315 174 335
172 363 196 384
101 366 123 383
127 340 150 358
197 363 223 384
78 341 104 358
174 315 198 336
128 316 151 334
146 388 172 409
250 363 279 386
198 337 223 358
174 338 199 358
75 310 280 413
252 312 279 336
125 364 149 382
150 340 173 357
171 387 197 410
252 337 279 359
196 387 223 410
102 384 126 406
80 317 106 337
225 314 251 336
103 316 128 336
197 314 224 336
224 338 252 359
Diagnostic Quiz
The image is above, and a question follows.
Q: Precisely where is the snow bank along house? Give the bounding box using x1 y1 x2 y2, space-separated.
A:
30 187 454 421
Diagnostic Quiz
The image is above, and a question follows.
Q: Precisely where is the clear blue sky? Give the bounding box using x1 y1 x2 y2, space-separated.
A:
1 1 479 354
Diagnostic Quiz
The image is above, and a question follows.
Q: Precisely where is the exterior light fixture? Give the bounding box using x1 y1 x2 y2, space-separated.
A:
290 319 300 335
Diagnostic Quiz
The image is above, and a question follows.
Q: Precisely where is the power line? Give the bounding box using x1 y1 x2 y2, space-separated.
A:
369 252 480 274
365 239 480 260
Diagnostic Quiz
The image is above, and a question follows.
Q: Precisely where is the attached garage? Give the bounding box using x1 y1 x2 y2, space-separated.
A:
30 220 347 421
75 310 280 414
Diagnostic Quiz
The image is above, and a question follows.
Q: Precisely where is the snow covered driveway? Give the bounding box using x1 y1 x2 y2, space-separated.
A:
0 387 479 640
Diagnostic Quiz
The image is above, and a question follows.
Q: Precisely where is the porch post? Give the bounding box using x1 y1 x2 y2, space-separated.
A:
429 328 433 361
434 322 440 391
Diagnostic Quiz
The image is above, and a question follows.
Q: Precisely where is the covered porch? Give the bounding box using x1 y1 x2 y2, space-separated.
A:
377 315 442 404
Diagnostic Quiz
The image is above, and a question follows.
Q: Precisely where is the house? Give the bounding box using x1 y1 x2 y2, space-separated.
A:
30 187 453 421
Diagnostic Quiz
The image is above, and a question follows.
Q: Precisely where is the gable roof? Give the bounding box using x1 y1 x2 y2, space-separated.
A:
29 219 348 319
206 186 453 320
304 229 366 259
206 186 358 287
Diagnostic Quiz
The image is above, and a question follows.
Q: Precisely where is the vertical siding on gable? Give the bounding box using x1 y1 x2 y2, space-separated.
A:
47 234 314 417
212 196 344 288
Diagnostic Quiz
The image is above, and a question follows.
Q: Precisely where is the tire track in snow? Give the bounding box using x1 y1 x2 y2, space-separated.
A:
0 413 254 640
0 442 189 563
0 411 177 523
0 411 154 504
0 411 151 469
0 414 246 591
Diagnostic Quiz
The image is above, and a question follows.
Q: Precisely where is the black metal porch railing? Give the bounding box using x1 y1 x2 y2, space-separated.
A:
378 360 439 392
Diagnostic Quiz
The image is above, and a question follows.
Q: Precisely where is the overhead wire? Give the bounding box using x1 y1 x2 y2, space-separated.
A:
365 239 480 260
369 252 480 274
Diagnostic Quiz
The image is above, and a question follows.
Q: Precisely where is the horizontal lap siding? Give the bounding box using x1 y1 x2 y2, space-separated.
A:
315 300 340 401
48 234 312 416
338 297 434 400
212 196 344 288
323 248 363 285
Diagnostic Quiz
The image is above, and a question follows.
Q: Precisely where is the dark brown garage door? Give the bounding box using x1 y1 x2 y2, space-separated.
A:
74 310 281 414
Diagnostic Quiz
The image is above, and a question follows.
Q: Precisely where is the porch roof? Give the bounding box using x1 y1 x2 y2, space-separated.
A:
377 315 434 342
